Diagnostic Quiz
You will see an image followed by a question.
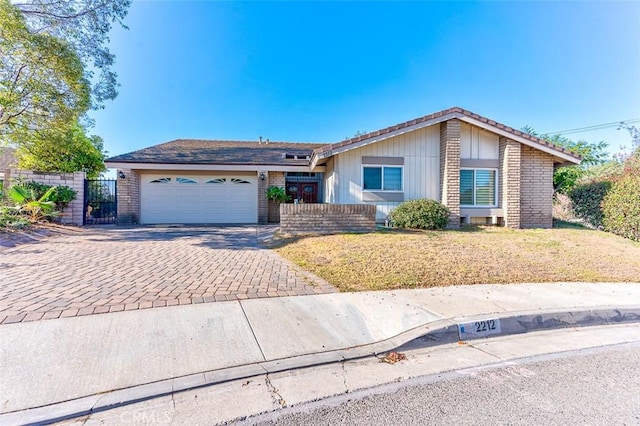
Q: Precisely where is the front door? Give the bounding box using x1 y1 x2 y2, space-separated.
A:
286 182 318 203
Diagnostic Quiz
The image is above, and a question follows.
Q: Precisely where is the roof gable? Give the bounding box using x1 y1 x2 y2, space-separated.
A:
310 107 582 167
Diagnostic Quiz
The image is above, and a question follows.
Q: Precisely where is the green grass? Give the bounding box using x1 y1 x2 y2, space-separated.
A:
273 226 640 292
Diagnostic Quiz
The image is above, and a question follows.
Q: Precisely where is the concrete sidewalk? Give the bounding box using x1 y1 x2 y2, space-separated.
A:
1 282 640 425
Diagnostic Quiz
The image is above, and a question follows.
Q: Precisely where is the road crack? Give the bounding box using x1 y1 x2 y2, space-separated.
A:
265 374 286 408
341 360 349 393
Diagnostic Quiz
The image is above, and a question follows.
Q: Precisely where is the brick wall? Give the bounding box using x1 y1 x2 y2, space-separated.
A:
499 137 522 228
257 171 270 224
520 146 554 228
440 119 461 228
116 168 140 225
266 171 285 223
4 169 85 226
280 204 376 235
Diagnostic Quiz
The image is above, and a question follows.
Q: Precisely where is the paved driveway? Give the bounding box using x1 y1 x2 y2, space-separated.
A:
0 226 335 324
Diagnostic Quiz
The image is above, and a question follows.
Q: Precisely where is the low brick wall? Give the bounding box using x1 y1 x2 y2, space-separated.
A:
4 169 85 226
280 204 376 235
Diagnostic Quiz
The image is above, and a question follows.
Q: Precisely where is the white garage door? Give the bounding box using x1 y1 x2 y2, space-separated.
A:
141 174 258 224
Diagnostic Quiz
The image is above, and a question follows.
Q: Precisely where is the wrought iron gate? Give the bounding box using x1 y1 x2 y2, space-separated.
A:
84 179 117 225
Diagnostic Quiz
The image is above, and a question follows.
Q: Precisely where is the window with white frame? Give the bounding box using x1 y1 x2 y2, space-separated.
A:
363 166 403 191
460 169 497 206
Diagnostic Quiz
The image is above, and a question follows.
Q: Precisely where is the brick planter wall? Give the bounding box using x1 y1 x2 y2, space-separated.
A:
4 169 85 226
280 204 376 235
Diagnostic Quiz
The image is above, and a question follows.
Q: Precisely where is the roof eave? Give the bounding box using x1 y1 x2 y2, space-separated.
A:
105 161 325 173
310 111 581 165
458 114 581 165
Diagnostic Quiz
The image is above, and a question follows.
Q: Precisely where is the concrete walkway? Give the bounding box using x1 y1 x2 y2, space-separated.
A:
1 282 640 425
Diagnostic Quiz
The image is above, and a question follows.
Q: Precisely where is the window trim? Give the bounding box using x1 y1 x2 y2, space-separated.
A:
460 168 498 208
361 165 404 192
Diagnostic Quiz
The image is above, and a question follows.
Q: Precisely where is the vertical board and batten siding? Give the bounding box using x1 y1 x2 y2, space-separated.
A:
460 123 500 160
324 157 337 204
327 126 441 220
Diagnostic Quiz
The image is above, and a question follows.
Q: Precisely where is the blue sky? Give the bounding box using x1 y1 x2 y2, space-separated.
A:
92 1 640 162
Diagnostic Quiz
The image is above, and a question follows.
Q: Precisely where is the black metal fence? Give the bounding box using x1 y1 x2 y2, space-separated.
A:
84 179 117 225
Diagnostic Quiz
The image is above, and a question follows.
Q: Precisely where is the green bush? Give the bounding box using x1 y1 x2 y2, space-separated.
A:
22 181 76 209
0 206 30 229
602 175 640 242
568 181 612 228
388 199 450 230
266 186 291 203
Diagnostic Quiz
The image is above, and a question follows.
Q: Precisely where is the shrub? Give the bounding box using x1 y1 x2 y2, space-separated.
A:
7 185 57 222
388 199 450 230
602 174 640 242
266 186 290 203
568 181 611 228
22 182 76 209
0 206 30 229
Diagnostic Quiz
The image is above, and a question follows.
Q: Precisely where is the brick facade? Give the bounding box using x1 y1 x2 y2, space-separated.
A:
499 137 522 228
4 169 85 226
280 204 376 235
520 145 554 228
266 171 285 224
257 171 269 224
439 119 461 228
116 168 140 225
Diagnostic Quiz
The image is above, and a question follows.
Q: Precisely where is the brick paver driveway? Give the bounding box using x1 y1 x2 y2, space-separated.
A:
0 226 336 324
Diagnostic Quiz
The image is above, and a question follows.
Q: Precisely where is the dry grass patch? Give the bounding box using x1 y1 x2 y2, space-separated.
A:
273 225 640 292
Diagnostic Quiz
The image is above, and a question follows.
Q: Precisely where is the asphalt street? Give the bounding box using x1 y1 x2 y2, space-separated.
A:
249 342 640 426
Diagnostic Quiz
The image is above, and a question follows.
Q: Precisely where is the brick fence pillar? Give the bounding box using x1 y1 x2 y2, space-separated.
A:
440 119 461 228
499 137 522 228
117 169 140 225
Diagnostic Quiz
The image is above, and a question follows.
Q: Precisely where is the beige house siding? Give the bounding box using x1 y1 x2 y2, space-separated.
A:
326 125 440 221
460 122 500 160
324 157 337 204
520 145 554 228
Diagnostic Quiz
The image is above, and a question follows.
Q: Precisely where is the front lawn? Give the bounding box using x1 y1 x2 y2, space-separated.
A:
272 225 640 291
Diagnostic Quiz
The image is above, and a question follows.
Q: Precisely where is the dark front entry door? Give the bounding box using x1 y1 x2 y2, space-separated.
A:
286 182 318 203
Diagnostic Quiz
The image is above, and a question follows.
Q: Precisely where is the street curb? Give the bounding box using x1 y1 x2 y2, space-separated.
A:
2 305 639 425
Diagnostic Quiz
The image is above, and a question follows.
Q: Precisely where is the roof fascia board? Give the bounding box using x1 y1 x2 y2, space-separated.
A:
105 162 325 172
457 115 580 164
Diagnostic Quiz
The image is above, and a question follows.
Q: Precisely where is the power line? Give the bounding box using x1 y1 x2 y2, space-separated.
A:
548 118 640 136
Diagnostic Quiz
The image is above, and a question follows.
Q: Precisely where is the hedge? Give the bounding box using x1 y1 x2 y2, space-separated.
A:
568 181 611 228
602 174 640 242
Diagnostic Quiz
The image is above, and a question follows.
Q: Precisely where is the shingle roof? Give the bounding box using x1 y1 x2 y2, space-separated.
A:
106 140 326 165
312 107 582 162
107 108 582 167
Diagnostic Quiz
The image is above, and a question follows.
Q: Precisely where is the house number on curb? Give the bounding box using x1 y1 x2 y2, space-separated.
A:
458 318 502 340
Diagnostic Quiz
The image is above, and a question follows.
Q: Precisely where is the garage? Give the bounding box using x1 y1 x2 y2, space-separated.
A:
140 173 258 224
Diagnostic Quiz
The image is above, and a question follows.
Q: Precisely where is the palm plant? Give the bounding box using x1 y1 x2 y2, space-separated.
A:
7 185 57 222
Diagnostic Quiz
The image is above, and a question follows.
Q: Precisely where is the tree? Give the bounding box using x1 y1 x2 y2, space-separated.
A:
1 0 90 144
521 126 609 193
13 0 131 108
15 123 106 178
